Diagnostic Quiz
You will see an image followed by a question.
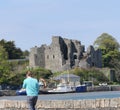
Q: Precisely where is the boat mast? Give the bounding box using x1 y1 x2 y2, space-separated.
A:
67 70 70 84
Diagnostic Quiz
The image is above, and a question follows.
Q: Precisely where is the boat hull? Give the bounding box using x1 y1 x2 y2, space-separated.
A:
16 90 26 95
40 90 75 94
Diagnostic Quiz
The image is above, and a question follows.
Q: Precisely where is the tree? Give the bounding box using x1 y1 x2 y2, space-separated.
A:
0 45 8 60
23 50 29 57
94 33 120 67
0 45 11 84
0 39 23 59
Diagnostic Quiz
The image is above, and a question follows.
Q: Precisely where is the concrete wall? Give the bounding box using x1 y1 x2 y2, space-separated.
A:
0 98 120 110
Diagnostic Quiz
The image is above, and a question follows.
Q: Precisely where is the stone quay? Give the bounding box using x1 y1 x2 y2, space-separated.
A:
0 98 120 110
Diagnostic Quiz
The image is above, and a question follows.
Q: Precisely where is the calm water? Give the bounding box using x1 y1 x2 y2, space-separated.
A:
0 91 120 100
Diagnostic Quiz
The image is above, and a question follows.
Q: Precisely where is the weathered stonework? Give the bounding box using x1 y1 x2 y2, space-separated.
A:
1 98 120 110
29 36 102 72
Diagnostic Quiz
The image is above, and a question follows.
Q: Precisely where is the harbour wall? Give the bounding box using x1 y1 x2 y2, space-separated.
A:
0 98 120 110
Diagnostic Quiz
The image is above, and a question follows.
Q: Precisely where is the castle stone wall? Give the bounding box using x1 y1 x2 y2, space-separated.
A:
29 46 46 68
29 36 102 72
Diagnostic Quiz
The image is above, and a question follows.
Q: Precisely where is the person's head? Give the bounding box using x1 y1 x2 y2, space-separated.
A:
26 71 32 77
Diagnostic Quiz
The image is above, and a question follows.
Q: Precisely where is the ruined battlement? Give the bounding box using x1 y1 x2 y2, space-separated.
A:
29 36 102 72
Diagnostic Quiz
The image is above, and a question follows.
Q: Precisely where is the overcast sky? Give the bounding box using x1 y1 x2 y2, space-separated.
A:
0 0 120 51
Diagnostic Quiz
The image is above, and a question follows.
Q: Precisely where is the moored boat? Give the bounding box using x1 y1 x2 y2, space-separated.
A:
16 89 26 95
46 83 76 94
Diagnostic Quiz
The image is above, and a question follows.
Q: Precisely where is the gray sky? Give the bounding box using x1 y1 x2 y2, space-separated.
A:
0 0 120 51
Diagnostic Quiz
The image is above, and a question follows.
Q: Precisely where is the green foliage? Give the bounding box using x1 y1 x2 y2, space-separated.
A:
53 71 62 77
0 60 29 85
0 39 24 59
0 45 8 60
94 33 120 51
6 71 25 86
9 60 29 72
2 66 53 86
0 45 11 84
110 59 120 83
23 50 29 57
70 68 109 85
103 50 120 67
94 33 120 67
0 39 52 86
32 67 53 80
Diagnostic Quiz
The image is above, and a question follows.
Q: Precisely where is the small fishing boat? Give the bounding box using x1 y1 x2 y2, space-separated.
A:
45 83 76 94
16 89 26 95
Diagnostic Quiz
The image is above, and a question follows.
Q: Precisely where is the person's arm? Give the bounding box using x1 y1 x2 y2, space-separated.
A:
43 80 46 88
39 78 47 88
20 80 26 91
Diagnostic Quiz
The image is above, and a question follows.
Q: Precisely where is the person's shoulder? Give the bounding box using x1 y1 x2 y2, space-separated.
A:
32 78 38 82
23 78 28 82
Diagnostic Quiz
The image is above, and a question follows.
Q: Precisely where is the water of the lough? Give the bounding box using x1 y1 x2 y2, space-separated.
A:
0 91 120 100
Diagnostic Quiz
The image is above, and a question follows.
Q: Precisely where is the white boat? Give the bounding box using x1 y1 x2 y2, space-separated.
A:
44 73 86 94
40 83 87 94
47 83 76 94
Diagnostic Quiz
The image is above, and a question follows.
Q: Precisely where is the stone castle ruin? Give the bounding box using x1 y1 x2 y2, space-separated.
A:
29 36 102 72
